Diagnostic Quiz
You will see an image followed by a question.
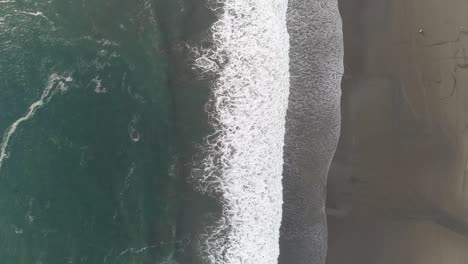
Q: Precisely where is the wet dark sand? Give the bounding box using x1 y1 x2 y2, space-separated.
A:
279 1 343 263
327 0 468 263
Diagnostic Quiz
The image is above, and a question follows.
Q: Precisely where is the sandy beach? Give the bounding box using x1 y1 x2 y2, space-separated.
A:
327 0 468 262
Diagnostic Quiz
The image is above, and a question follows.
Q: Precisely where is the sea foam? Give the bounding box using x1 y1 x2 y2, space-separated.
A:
0 73 71 171
190 0 290 263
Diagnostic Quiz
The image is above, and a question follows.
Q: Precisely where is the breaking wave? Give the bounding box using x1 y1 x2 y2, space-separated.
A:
190 0 290 263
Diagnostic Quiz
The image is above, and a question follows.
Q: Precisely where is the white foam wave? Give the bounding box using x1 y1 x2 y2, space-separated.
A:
16 10 46 19
92 76 107 94
0 73 72 171
17 11 43 17
191 0 290 263
128 115 140 143
0 15 11 23
14 10 54 25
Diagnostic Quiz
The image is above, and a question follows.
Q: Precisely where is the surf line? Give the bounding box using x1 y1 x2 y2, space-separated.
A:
0 73 72 171
190 0 290 263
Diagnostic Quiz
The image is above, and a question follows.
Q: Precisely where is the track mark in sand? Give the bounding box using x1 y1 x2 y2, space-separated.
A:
0 73 72 171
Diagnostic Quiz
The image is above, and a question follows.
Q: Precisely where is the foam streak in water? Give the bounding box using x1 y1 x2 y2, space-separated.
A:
14 10 54 25
0 73 71 171
191 1 290 263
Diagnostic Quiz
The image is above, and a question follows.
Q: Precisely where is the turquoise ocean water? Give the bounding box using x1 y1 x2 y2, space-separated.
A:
0 0 201 263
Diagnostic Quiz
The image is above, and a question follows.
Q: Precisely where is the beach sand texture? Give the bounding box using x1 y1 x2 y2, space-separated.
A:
328 0 468 263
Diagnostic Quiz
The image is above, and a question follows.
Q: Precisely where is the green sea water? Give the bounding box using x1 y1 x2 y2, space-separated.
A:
0 0 185 263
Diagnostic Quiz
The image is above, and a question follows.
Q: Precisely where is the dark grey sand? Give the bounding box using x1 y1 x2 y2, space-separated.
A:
327 0 468 263
279 0 344 263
